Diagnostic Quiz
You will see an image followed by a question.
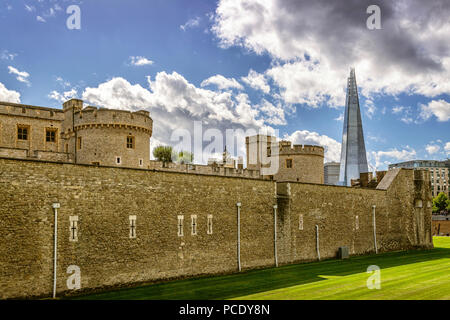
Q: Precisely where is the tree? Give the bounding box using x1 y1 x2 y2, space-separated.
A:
152 145 173 165
174 150 194 164
432 192 449 214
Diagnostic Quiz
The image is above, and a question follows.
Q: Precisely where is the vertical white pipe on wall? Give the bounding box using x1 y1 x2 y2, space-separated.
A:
52 203 60 299
236 202 241 272
315 225 320 261
273 204 278 267
372 205 378 254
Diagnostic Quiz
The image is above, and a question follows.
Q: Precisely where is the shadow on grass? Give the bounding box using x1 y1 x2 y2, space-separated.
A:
72 238 450 300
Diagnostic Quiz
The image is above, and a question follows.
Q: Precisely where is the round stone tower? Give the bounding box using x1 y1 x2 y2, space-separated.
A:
61 100 152 168
274 141 324 184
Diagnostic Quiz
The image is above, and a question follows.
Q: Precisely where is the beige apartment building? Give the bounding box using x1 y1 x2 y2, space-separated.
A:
389 160 450 197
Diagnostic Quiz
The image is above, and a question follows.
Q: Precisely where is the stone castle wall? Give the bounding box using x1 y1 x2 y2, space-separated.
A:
0 100 153 169
0 102 64 155
0 158 432 299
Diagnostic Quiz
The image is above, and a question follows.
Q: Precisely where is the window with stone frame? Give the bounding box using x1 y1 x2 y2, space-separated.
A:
127 135 135 149
177 215 184 237
299 214 304 230
129 215 137 239
286 158 293 168
207 214 213 235
46 128 57 143
17 125 29 140
191 215 197 235
69 216 78 242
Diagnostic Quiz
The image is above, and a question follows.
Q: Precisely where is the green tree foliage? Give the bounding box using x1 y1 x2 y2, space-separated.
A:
152 145 173 164
432 192 449 214
175 150 194 164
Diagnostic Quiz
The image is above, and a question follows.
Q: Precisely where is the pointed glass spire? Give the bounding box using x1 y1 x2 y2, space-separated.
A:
339 68 369 186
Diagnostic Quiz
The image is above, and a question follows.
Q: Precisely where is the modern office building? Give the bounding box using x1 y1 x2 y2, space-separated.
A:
389 159 449 197
324 161 340 185
338 68 369 186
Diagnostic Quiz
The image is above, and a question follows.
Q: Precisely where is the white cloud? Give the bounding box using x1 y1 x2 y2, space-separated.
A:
36 16 46 23
420 99 450 122
81 74 277 164
445 142 450 154
129 56 154 66
212 0 450 108
265 60 344 107
334 113 344 121
0 50 17 61
426 144 440 154
48 89 78 103
365 100 376 119
258 99 286 125
241 69 270 94
7 66 30 85
25 5 35 12
392 106 404 114
284 130 341 163
0 82 21 103
370 147 417 169
201 74 243 90
180 17 201 31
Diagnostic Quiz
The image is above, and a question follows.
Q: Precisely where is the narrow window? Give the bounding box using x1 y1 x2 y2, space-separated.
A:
77 137 82 149
17 126 29 140
355 215 359 230
177 215 184 237
69 216 78 242
65 144 68 153
286 159 293 168
126 136 135 149
207 214 213 235
46 128 56 142
129 215 137 239
299 214 303 230
116 156 121 165
191 215 197 235
139 159 143 167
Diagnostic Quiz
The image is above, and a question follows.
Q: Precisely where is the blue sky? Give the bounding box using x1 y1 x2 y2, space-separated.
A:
1 0 449 169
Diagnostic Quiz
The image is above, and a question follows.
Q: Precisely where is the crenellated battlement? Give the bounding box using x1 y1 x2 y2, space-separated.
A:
0 101 64 121
72 106 152 134
279 141 324 156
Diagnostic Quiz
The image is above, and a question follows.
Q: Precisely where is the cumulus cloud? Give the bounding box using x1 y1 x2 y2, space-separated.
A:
445 142 450 154
201 74 243 90
258 99 286 125
426 144 440 154
36 16 46 22
180 17 201 31
81 74 277 164
0 82 21 103
420 99 450 122
284 130 341 163
212 0 450 108
241 69 270 94
48 89 78 103
370 147 417 169
7 66 30 85
129 56 154 66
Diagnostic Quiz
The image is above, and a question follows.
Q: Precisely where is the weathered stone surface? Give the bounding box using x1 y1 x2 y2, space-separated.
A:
0 158 433 299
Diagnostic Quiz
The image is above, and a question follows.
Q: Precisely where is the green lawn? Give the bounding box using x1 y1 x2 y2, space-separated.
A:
75 237 450 300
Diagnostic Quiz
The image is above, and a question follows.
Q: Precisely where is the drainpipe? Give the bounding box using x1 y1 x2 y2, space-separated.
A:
273 204 278 267
236 202 241 272
372 205 378 254
315 225 320 261
52 202 60 299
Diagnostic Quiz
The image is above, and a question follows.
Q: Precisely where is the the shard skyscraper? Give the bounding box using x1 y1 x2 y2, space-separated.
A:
339 68 368 186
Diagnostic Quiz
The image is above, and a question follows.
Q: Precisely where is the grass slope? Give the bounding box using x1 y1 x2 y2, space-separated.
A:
75 237 450 300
